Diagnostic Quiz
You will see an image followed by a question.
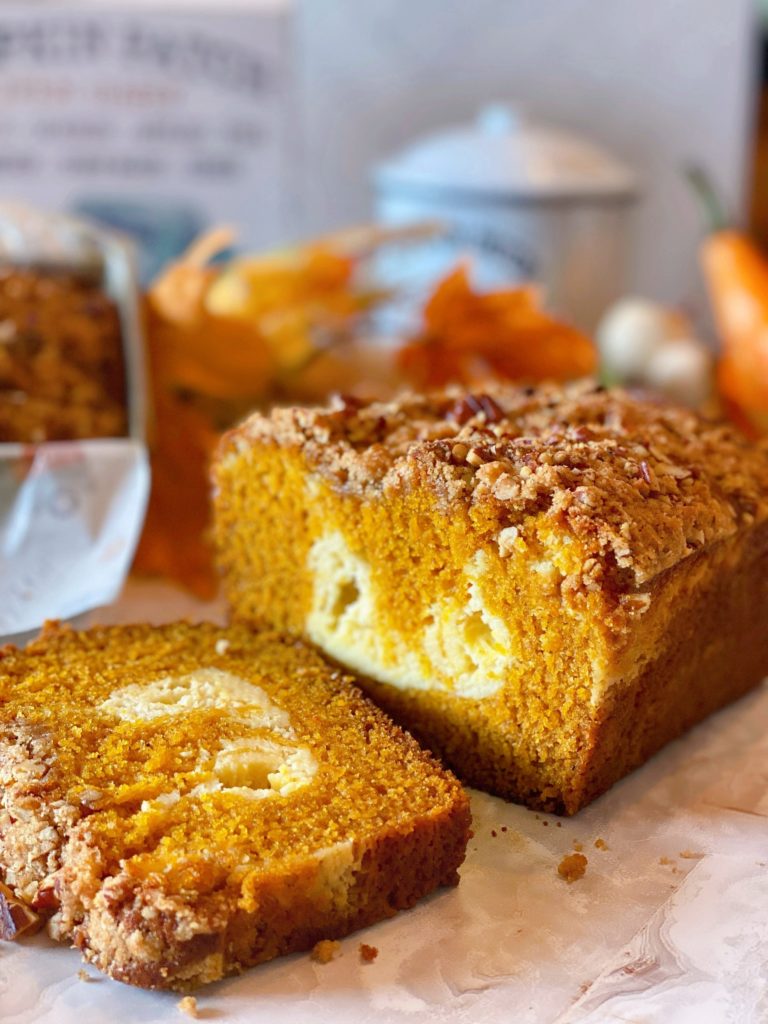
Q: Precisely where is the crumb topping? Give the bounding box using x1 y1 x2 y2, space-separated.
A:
177 995 199 1018
311 938 340 964
226 382 768 589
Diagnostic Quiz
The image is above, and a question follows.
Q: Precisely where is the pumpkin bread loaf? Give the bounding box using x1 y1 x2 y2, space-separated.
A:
213 382 768 814
0 621 470 989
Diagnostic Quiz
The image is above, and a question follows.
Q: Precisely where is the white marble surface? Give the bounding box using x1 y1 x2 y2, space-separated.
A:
1 580 767 1023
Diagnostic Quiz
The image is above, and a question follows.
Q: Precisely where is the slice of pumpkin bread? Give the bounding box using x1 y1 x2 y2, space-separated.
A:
0 621 470 989
213 382 768 814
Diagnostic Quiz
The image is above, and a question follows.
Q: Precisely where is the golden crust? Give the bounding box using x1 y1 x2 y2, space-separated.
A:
220 381 768 589
0 621 470 989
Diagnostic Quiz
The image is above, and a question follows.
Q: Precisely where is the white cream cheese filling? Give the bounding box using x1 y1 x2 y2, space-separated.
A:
306 532 517 700
101 668 318 801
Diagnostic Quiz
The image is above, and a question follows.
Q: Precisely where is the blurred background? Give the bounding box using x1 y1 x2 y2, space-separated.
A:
0 0 756 314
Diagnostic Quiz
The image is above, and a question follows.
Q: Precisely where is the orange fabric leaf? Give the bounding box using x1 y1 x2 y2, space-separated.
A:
398 265 596 389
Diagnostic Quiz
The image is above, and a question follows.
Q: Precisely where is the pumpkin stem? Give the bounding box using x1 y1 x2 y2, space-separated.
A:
684 165 730 233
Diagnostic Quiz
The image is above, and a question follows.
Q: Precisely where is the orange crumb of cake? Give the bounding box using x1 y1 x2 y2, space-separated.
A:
594 838 608 850
359 943 378 963
311 940 341 964
679 850 705 860
558 853 588 883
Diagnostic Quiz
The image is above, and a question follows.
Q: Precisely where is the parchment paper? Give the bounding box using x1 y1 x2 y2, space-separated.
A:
0 441 149 637
0 581 765 1024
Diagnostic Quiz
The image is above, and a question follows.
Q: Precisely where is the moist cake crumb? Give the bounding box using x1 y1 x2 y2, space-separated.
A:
359 943 378 963
558 853 588 883
594 838 608 850
312 940 341 964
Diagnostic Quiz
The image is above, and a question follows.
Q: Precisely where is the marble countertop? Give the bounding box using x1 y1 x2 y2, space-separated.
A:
1 580 766 1024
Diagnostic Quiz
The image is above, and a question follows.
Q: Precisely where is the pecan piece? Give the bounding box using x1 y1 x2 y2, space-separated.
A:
0 881 43 940
32 880 60 913
449 393 504 425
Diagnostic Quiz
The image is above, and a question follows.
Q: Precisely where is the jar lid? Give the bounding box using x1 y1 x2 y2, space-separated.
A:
375 104 637 202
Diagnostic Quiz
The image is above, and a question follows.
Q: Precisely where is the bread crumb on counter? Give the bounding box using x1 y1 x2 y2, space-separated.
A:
572 840 584 852
311 939 341 964
594 838 608 850
77 969 96 983
177 996 199 1018
359 943 379 963
679 850 705 860
558 852 588 883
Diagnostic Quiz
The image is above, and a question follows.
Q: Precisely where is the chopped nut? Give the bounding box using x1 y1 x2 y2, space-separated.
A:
331 393 364 414
451 442 469 462
557 852 588 883
32 882 59 912
311 939 341 964
466 448 486 468
0 881 43 940
359 942 379 963
657 463 691 479
449 393 504 425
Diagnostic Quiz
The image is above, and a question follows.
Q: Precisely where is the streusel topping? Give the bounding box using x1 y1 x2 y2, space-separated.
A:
223 382 768 588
